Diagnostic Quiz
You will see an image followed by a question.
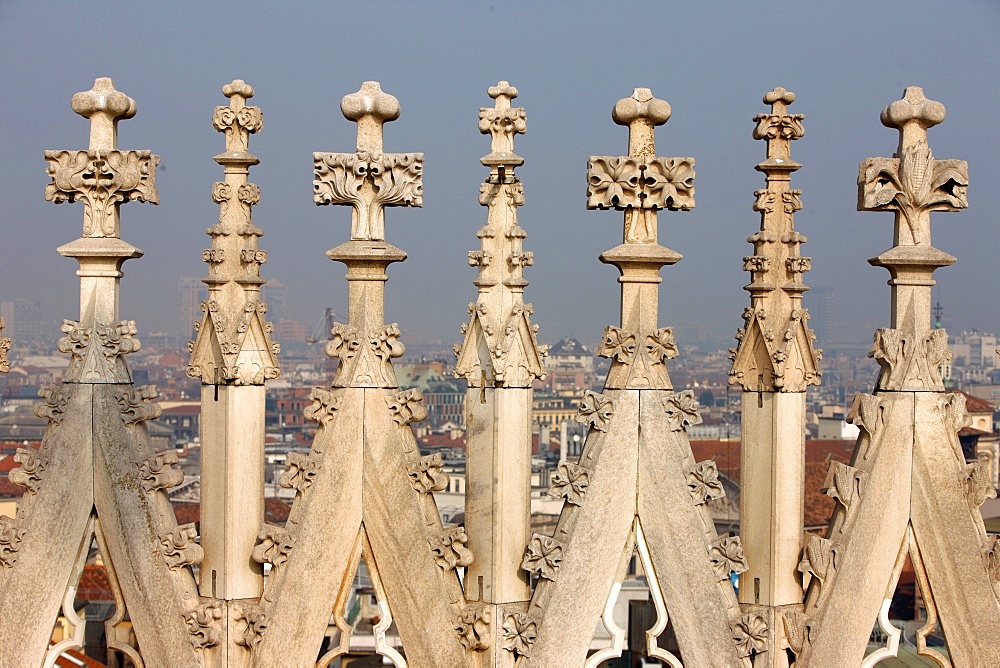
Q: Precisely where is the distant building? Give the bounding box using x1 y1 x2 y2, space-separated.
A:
179 277 207 338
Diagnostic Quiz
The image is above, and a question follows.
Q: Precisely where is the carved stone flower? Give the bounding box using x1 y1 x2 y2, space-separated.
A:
663 390 702 431
708 535 748 580
643 156 696 210
645 327 678 365
576 390 614 432
501 612 538 657
279 452 320 495
371 323 405 361
732 612 768 658
521 534 563 580
252 524 294 570
548 462 589 506
686 460 725 506
587 156 643 209
304 387 342 426
597 326 637 363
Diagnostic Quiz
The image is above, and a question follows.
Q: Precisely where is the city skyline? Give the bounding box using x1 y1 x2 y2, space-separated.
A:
1 2 998 350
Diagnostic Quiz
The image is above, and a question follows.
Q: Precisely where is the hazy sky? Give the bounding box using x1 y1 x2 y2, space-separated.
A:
1 1 998 352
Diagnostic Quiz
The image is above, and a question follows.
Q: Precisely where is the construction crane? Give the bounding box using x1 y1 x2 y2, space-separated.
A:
306 307 338 344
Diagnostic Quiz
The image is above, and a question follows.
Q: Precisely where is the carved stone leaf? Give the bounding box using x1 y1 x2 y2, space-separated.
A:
708 534 748 580
33 384 69 424
687 460 725 505
116 384 162 425
233 603 269 652
576 390 614 432
521 533 563 580
185 602 223 650
965 462 998 508
8 447 48 493
430 526 474 571
782 610 814 657
303 387 342 426
548 461 589 506
278 452 321 495
0 515 25 568
138 451 184 493
385 387 428 426
645 327 679 365
159 523 204 570
252 524 294 569
455 605 491 652
798 535 839 602
407 453 449 494
753 113 805 141
501 612 538 658
44 149 159 237
822 461 866 516
663 390 703 431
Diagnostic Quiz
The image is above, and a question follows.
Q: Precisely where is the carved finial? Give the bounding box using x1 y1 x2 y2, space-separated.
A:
187 81 279 386
881 86 946 151
222 79 254 102
480 81 526 167
341 81 401 153
488 81 518 109
612 88 672 158
71 78 136 152
455 82 544 388
763 87 795 114
731 88 819 392
859 87 966 339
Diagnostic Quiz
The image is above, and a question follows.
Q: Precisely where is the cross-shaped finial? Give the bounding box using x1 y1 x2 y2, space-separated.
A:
488 81 518 109
214 79 261 158
763 87 795 115
881 86 946 154
480 81 526 170
341 81 401 154
70 78 136 152
612 87 672 158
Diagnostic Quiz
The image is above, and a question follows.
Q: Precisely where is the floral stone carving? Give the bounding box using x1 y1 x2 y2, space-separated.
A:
798 535 840 602
185 602 223 650
0 515 25 568
33 384 69 424
44 149 158 238
8 447 48 494
278 452 321 495
521 533 564 580
501 612 538 658
687 460 725 505
576 390 614 432
548 461 589 506
708 534 748 580
252 524 294 570
823 462 867 530
869 327 950 391
138 451 184 493
663 390 703 431
116 384 162 425
455 605 491 651
234 603 269 653
732 612 769 658
407 453 449 494
965 462 998 508
303 387 342 426
430 526 474 571
385 387 428 426
159 523 204 569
